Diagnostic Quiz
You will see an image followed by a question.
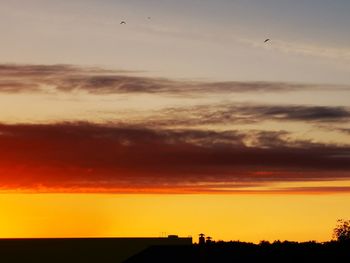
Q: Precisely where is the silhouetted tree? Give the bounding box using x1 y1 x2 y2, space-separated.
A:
259 240 270 246
333 219 350 242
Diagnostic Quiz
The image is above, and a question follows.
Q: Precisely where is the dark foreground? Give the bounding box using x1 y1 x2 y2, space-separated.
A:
126 241 350 263
1 238 350 263
0 237 191 263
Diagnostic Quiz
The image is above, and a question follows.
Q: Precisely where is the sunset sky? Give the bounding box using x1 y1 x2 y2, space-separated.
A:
0 0 350 242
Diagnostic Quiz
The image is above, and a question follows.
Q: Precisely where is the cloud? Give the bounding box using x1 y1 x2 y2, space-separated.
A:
0 63 345 95
246 105 350 122
0 122 349 193
140 104 350 127
0 64 149 94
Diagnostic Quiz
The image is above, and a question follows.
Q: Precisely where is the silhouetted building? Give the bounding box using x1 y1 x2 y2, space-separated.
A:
199 233 205 245
206 236 213 244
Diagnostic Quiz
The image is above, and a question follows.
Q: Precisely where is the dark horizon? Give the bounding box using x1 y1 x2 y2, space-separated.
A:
1 235 350 263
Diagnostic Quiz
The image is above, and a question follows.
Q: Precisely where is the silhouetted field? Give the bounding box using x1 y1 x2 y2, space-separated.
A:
1 238 349 263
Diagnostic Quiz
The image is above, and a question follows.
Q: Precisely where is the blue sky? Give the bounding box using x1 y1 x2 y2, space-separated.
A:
0 0 350 83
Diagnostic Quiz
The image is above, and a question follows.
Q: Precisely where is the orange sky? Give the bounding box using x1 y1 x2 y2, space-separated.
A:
1 193 349 242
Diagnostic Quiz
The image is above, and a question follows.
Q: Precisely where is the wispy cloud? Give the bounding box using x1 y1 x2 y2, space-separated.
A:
133 104 350 128
0 64 346 95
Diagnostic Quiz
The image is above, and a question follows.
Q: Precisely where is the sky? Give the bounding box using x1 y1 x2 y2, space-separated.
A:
0 0 350 242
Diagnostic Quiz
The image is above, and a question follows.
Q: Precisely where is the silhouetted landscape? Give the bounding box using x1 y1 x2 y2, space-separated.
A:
126 241 350 263
1 237 350 263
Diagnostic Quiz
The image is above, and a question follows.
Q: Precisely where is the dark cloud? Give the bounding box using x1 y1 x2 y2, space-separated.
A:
0 122 349 193
0 64 77 77
145 104 350 127
252 105 350 122
0 64 133 76
0 63 342 95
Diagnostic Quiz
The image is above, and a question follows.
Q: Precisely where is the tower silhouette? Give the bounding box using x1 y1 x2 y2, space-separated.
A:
199 234 205 245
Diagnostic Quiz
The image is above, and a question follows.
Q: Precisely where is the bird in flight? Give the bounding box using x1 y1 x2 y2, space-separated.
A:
264 39 270 43
120 21 126 25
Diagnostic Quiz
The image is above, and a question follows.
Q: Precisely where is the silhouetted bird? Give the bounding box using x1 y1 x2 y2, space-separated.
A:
264 39 270 43
120 21 126 25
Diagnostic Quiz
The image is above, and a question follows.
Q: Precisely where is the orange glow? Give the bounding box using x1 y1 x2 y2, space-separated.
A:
0 193 349 242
